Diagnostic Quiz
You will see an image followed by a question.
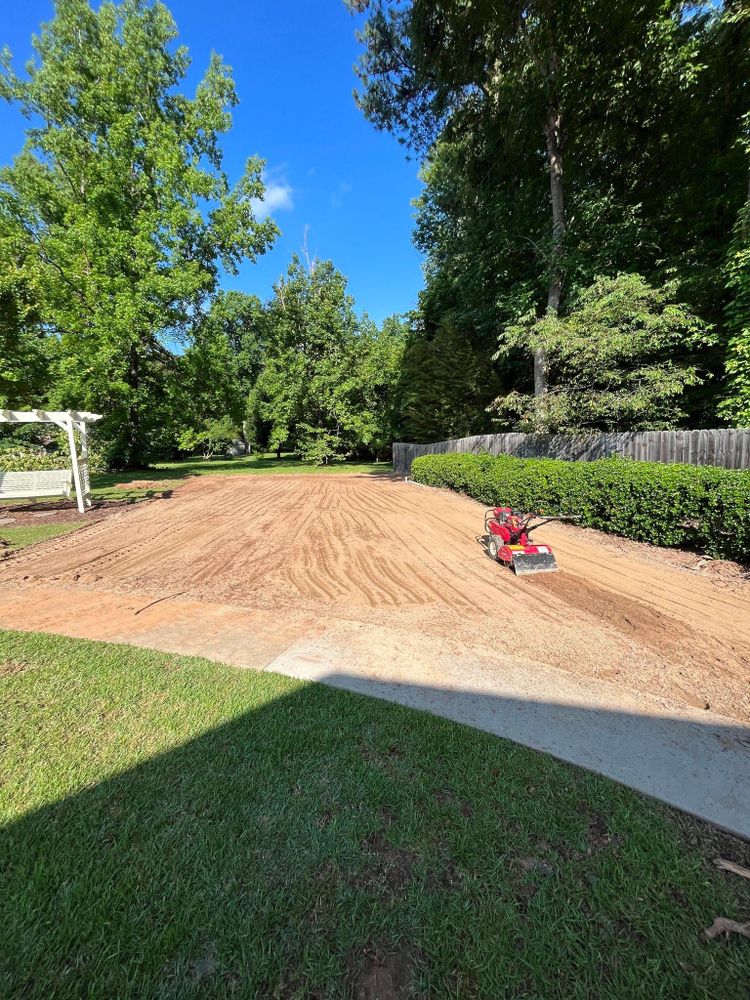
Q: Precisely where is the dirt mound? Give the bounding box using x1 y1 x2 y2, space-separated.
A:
113 480 173 490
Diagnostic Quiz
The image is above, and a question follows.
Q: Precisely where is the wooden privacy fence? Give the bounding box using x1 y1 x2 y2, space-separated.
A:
392 429 750 476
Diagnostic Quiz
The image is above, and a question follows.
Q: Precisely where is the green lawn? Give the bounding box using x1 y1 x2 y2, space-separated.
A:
157 453 390 477
0 522 83 552
88 453 390 502
1 630 747 999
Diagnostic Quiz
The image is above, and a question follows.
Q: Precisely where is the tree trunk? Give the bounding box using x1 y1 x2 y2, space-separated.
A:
127 343 142 468
519 16 565 404
533 346 548 398
536 100 566 400
545 104 566 310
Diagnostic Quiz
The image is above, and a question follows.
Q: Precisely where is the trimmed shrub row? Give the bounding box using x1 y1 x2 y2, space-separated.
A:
0 447 71 473
410 452 750 564
0 445 108 474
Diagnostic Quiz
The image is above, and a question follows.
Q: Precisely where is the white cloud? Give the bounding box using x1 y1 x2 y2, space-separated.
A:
251 172 294 220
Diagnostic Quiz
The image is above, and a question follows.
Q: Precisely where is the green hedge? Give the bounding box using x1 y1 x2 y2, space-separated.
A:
410 452 750 563
0 447 71 473
0 446 107 474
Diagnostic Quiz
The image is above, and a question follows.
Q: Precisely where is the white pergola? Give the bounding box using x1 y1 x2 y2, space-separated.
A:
0 409 103 514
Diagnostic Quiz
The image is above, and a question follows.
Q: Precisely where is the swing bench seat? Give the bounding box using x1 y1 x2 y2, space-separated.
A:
0 469 73 501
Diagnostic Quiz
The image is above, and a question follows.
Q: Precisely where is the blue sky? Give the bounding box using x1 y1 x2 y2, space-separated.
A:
0 0 425 325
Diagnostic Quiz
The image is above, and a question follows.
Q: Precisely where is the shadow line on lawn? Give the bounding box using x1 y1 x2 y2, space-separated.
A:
2 672 749 999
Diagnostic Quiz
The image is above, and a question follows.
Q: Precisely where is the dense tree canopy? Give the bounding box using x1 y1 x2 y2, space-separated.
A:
351 0 750 434
0 0 276 465
251 256 404 463
1 0 748 476
721 3 750 425
491 274 714 432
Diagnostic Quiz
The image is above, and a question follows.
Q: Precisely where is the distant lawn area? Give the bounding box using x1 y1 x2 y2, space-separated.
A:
88 453 391 502
1 630 748 999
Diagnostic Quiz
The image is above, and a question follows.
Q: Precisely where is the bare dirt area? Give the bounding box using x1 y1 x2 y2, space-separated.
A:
1 473 749 723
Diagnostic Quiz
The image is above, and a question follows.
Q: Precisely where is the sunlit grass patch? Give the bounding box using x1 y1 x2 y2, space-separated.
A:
1 629 748 999
0 522 83 552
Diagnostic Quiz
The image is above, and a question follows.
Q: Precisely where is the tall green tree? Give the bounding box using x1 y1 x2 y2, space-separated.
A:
350 1 706 396
197 290 267 400
492 274 714 432
343 313 406 458
252 255 404 463
178 323 244 437
722 145 750 426
254 255 360 462
176 291 267 452
720 2 750 426
0 208 52 407
395 317 498 442
0 0 276 466
350 1 748 432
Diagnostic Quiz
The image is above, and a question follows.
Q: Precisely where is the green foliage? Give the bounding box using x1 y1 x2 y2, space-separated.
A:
0 208 52 407
411 451 750 563
179 291 267 451
722 203 750 425
177 416 237 460
202 291 267 397
0 320 52 413
176 299 256 447
493 275 714 432
0 423 55 450
295 426 345 465
396 319 498 442
340 314 406 458
0 0 276 467
252 256 356 461
0 442 107 474
352 1 750 427
252 256 404 464
0 446 69 472
0 427 108 472
721 50 750 427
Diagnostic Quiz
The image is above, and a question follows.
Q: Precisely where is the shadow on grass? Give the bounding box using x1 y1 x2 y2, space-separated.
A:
2 658 750 999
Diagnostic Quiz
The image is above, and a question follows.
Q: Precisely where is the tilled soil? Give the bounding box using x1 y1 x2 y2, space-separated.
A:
1 473 749 722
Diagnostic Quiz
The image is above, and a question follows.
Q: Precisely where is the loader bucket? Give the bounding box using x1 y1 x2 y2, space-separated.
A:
511 551 559 576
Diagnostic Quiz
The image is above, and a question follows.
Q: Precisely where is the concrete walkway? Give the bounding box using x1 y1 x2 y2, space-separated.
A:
265 620 750 840
2 585 749 839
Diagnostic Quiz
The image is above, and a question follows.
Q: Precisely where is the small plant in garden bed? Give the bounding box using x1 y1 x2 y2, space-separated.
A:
410 452 750 563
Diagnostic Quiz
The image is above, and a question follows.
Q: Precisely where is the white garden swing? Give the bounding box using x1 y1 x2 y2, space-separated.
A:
0 409 103 514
